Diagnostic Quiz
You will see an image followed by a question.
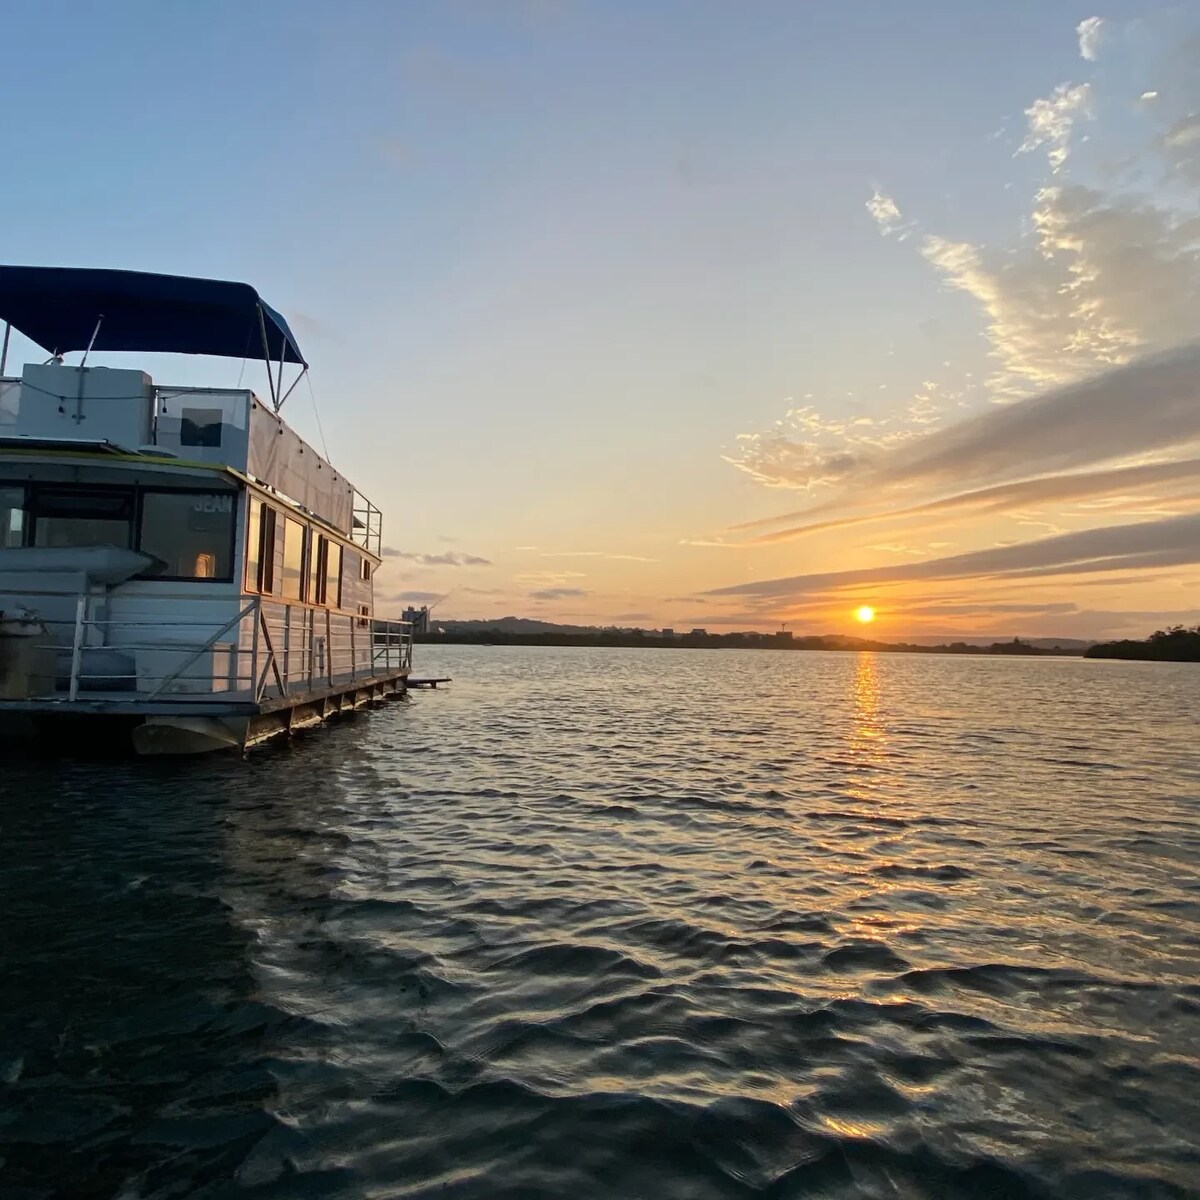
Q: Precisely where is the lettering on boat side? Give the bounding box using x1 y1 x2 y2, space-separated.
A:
192 495 233 515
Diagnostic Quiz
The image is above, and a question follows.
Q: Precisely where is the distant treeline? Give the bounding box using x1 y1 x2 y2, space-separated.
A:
416 630 1083 656
1085 625 1200 662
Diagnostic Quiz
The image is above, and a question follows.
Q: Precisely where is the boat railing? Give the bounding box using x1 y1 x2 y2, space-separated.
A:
371 617 414 675
351 491 383 557
0 590 413 705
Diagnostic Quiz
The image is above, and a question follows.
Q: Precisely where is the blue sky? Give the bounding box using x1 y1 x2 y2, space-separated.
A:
3 1 1198 637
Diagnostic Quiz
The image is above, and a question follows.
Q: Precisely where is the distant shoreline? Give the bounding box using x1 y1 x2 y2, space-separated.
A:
1085 627 1200 662
416 632 1087 657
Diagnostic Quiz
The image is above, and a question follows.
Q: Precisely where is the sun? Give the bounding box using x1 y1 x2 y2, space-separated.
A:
855 605 876 624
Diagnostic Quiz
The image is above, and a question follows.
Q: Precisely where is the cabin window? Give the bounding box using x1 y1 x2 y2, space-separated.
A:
0 486 25 548
138 491 234 580
307 530 321 602
282 517 305 600
180 408 223 447
258 505 278 593
360 558 372 581
343 550 360 605
32 488 133 550
326 541 342 608
312 536 328 604
245 497 261 590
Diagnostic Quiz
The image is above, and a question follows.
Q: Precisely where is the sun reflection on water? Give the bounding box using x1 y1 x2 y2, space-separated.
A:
850 652 885 761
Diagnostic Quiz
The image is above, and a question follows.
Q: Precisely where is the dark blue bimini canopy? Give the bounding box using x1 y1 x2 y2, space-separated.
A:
0 265 307 366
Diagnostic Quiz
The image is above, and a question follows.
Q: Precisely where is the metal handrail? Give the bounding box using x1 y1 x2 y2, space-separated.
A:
1 591 413 704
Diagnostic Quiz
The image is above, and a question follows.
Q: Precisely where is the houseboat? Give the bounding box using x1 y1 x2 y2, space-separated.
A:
0 265 412 754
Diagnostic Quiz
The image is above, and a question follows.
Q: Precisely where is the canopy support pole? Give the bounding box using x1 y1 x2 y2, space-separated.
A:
74 315 104 424
257 304 279 411
80 314 104 369
275 348 285 411
0 322 10 375
279 366 307 409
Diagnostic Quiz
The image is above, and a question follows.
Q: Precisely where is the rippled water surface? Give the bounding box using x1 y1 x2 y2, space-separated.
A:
3 647 1200 1199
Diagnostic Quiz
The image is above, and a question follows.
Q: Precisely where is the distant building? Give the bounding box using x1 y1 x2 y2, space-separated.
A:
402 606 431 634
689 628 707 636
661 628 675 637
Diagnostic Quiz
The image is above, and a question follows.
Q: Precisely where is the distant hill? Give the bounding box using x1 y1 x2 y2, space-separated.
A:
435 616 601 636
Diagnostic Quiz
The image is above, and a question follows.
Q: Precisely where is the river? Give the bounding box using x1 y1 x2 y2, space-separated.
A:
2 647 1198 1198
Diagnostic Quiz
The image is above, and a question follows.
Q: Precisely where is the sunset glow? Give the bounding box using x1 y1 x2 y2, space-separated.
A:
3 7 1198 644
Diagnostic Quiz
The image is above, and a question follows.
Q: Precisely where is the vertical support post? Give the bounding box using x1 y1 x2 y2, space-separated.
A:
283 604 292 694
68 593 87 702
307 608 314 690
257 304 278 410
325 608 332 685
0 321 10 376
350 613 357 680
249 597 260 698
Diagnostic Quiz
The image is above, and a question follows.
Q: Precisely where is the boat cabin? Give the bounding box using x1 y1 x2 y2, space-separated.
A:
0 266 411 753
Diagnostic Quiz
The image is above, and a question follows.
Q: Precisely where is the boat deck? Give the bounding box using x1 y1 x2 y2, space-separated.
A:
0 669 411 718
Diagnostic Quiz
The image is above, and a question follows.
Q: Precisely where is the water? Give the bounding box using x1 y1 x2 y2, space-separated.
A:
2 647 1199 1199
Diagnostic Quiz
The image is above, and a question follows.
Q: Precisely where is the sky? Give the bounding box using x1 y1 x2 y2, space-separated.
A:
2 0 1199 640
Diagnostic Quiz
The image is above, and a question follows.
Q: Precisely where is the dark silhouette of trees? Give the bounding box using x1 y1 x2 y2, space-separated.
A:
415 629 1081 656
1085 625 1200 662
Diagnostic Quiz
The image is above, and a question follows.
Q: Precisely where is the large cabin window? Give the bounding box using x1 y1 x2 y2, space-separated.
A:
307 531 321 602
245 497 261 591
282 517 305 600
0 486 25 548
32 488 133 550
259 505 278 593
326 540 341 608
307 536 343 607
138 490 235 579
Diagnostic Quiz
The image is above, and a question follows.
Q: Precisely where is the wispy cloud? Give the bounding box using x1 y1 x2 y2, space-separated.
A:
899 601 1077 616
708 513 1200 600
529 586 588 600
1160 115 1200 181
740 457 1200 545
730 346 1200 545
381 548 492 566
870 345 1200 492
516 570 586 584
1077 16 1106 62
1019 82 1092 172
724 405 919 491
865 188 916 239
539 551 660 562
923 188 1200 393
